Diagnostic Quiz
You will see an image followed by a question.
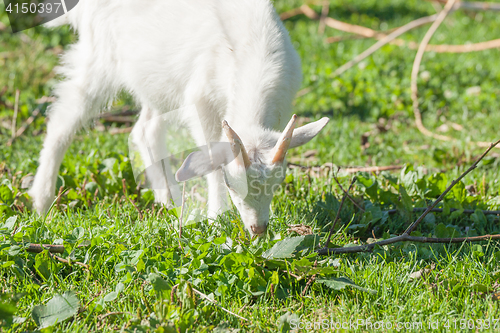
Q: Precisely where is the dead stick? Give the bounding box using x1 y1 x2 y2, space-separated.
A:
324 177 356 247
98 312 129 321
411 0 458 142
179 182 186 241
332 171 364 212
386 207 500 215
26 243 88 254
318 139 500 255
192 288 250 322
410 1 500 149
49 252 89 270
326 32 500 54
11 89 19 139
415 39 500 53
333 14 439 77
56 186 64 210
302 260 318 296
317 233 500 255
7 109 40 146
404 139 500 235
318 1 330 35
27 244 65 254
301 4 383 38
280 7 304 20
122 178 143 219
409 0 496 149
425 0 500 11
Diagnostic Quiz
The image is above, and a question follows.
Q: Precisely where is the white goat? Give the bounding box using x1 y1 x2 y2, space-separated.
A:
29 0 329 235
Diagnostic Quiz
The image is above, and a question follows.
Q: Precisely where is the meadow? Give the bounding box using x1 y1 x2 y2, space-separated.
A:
1 0 500 331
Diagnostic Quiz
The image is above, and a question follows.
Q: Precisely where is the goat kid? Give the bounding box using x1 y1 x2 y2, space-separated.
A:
29 0 329 235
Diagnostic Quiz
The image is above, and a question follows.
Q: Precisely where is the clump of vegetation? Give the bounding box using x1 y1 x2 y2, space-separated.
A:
2 0 500 331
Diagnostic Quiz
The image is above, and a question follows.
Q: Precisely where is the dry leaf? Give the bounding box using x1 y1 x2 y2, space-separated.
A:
287 224 312 235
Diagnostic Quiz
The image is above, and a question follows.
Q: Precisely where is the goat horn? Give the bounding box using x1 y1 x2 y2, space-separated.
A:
271 114 297 164
222 120 251 169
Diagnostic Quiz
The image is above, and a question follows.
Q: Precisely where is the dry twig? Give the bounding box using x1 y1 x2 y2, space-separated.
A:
317 233 500 255
332 171 364 212
7 109 41 146
11 90 19 139
425 0 500 11
318 1 330 35
333 13 439 77
386 207 500 216
48 252 89 270
192 288 250 322
404 139 500 235
324 176 356 247
410 0 498 148
411 0 457 142
179 182 186 243
280 7 304 20
122 178 143 220
318 139 500 255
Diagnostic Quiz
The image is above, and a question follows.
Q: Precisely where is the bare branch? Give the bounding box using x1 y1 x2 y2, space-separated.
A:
332 172 365 212
386 207 500 216
179 182 186 243
280 7 305 20
324 176 356 247
426 0 500 11
411 0 458 142
48 252 89 270
11 90 20 140
122 178 143 220
403 138 500 235
193 288 250 322
27 244 65 254
317 138 500 255
317 233 500 255
318 1 330 35
301 4 385 38
333 14 439 77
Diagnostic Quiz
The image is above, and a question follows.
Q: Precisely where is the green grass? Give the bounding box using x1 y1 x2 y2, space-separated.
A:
2 0 500 331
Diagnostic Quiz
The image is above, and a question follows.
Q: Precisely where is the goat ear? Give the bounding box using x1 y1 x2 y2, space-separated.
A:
289 117 329 149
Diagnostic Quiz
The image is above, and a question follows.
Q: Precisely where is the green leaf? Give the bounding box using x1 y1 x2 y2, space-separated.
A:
435 223 459 238
148 273 171 296
213 235 227 245
0 296 17 325
31 291 79 328
357 175 378 201
0 185 14 205
262 235 320 259
2 216 17 231
316 277 376 294
451 181 466 203
103 292 118 302
72 227 85 240
472 244 484 258
470 283 489 293
399 185 413 212
34 252 57 281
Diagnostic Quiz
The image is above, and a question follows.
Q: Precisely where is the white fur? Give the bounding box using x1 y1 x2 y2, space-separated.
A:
29 0 329 235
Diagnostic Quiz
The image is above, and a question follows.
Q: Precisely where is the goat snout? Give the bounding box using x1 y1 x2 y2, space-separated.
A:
250 224 268 235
